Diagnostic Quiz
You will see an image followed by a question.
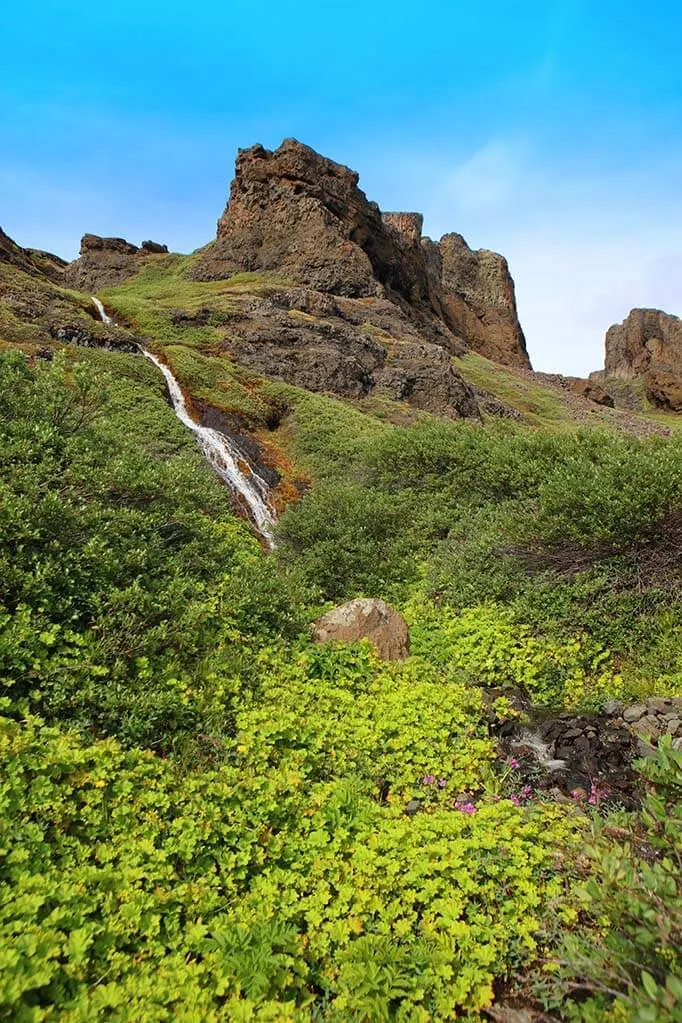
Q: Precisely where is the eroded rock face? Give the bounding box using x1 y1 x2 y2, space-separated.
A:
220 291 479 419
64 234 169 291
597 308 682 412
192 140 440 317
438 233 530 369
182 138 542 416
312 598 410 661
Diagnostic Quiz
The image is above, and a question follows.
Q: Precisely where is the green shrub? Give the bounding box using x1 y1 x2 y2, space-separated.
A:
534 739 682 1022
0 349 301 748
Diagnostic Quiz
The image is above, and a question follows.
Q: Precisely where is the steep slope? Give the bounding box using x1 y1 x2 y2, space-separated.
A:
0 226 136 352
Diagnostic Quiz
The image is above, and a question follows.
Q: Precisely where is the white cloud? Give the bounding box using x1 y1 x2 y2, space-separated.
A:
444 140 528 214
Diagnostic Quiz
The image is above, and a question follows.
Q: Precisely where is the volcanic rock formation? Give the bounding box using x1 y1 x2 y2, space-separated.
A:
191 139 529 371
590 308 682 411
186 139 484 419
437 233 530 368
64 234 169 291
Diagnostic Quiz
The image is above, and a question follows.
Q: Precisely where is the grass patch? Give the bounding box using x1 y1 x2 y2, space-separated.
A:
456 352 579 426
101 255 291 349
163 344 275 427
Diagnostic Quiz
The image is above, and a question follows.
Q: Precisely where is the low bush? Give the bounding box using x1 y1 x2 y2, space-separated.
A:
533 739 682 1022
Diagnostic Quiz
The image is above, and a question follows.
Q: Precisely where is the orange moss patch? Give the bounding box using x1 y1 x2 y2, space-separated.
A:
255 429 310 516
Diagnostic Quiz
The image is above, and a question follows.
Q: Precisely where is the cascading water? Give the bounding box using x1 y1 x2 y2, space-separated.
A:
91 297 276 546
92 296 113 326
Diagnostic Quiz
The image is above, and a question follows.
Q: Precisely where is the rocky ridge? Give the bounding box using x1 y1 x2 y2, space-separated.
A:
64 234 169 291
589 307 682 412
5 139 681 425
184 136 531 390
0 226 67 283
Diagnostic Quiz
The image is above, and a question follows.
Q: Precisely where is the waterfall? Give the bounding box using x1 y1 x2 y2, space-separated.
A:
91 297 276 547
92 296 114 325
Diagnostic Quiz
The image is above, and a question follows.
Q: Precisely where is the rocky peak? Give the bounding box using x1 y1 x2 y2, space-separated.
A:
64 233 169 292
190 138 531 371
591 308 682 411
192 139 438 318
437 232 530 368
604 308 682 378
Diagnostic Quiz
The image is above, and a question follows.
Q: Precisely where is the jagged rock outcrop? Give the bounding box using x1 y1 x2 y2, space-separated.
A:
188 139 482 419
437 233 530 369
64 234 169 291
191 140 442 317
590 308 682 412
183 138 537 415
0 226 142 351
220 290 479 418
313 598 410 661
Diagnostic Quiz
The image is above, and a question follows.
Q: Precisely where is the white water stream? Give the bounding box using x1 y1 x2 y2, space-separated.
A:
510 727 567 773
91 297 276 547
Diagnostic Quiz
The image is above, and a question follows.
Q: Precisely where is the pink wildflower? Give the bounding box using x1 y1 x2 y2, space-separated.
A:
422 774 436 786
457 801 477 814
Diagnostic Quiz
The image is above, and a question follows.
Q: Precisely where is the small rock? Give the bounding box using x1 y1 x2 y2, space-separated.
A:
404 800 422 816
631 717 659 738
648 697 673 712
312 598 410 661
623 704 648 723
602 700 625 717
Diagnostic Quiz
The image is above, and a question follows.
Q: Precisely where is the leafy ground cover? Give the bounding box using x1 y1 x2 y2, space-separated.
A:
0 347 680 1020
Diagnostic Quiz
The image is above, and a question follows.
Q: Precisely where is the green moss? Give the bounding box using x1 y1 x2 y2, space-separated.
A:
163 344 274 427
100 256 290 349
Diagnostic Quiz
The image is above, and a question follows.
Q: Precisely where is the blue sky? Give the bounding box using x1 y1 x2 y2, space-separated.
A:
2 0 681 374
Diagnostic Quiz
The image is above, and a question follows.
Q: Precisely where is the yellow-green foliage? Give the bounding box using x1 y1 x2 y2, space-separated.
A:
236 642 496 798
0 682 576 1021
407 599 627 710
1 335 680 1020
533 740 682 1022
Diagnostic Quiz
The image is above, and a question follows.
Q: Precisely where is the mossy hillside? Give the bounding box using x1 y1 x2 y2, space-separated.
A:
0 260 103 348
100 254 290 349
276 418 682 705
0 347 301 751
